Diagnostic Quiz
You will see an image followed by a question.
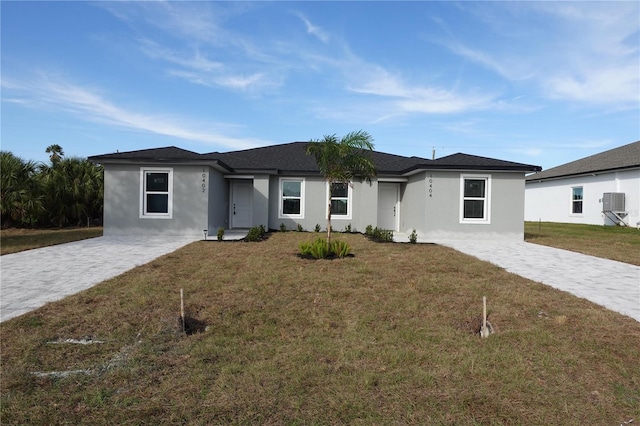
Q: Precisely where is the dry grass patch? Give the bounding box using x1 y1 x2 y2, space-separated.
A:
525 221 640 266
0 227 103 255
2 232 639 424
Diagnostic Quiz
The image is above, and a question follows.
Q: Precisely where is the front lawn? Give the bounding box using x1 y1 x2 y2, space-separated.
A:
0 227 103 255
1 232 638 424
525 221 640 266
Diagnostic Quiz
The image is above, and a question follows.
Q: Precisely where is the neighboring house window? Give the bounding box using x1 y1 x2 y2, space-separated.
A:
140 168 173 219
572 187 583 214
460 175 491 223
327 182 352 219
279 178 304 218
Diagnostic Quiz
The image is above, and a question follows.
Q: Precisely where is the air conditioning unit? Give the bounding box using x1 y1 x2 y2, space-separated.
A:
603 193 625 212
602 193 628 226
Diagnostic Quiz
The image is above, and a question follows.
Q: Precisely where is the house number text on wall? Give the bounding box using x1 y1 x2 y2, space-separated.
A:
201 169 206 193
428 174 433 197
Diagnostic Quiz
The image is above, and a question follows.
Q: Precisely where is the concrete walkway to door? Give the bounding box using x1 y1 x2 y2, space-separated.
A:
432 239 640 322
0 236 197 322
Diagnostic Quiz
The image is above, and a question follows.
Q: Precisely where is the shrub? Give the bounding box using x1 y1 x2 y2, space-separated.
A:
314 224 321 232
280 223 287 232
217 228 225 241
344 224 352 233
409 229 417 244
366 227 394 243
297 223 304 232
245 224 266 242
299 237 352 259
365 225 373 236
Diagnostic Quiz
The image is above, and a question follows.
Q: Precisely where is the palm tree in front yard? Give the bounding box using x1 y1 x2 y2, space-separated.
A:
306 130 376 244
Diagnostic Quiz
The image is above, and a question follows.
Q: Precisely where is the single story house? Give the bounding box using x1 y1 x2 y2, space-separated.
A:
89 142 541 241
525 141 640 227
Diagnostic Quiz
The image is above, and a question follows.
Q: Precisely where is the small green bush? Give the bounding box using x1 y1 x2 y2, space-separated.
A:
366 227 394 243
299 237 352 259
297 223 304 232
365 225 373 236
344 224 352 233
280 223 287 232
217 228 225 241
246 224 266 242
409 229 417 244
314 224 321 232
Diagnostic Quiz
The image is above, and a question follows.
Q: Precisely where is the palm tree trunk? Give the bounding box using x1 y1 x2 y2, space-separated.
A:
327 201 332 245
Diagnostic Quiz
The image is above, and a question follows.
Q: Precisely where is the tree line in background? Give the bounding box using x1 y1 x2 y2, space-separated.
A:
1 145 103 229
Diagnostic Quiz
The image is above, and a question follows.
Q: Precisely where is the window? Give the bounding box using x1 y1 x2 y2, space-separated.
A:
140 168 173 218
279 178 304 218
460 174 491 223
572 187 583 214
328 182 352 219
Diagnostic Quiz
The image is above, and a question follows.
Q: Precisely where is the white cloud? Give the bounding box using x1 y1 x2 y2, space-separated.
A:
1 74 267 150
339 57 499 115
137 38 280 93
138 39 223 73
442 2 639 108
294 12 330 43
545 64 639 105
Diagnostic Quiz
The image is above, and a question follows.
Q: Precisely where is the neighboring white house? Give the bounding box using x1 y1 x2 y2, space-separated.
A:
525 141 640 227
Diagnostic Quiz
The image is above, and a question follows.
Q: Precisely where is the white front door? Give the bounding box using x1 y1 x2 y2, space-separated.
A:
231 181 253 228
378 183 399 231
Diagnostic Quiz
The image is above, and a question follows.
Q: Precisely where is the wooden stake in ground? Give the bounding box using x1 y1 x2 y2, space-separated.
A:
480 296 490 338
180 288 185 333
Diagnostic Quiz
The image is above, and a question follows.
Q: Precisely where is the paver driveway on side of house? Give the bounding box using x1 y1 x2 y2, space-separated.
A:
0 236 197 322
434 240 640 322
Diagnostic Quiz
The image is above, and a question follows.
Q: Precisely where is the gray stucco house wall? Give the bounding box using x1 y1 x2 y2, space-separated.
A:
90 142 540 241
103 163 210 238
398 171 526 240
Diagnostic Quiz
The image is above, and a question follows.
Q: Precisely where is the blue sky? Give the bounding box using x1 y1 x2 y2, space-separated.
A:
2 1 638 171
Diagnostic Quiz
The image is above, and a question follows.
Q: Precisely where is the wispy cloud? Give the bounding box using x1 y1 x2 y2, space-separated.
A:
102 2 284 93
307 48 500 118
138 38 279 92
1 74 267 150
293 12 330 43
138 39 223 73
440 2 639 108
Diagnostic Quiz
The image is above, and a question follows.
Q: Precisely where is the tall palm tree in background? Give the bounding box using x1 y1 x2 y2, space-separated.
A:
45 144 64 164
306 130 376 244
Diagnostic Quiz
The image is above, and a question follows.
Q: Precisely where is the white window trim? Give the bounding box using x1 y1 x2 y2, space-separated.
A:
279 177 305 219
140 167 173 219
570 186 584 216
326 181 353 220
459 174 491 224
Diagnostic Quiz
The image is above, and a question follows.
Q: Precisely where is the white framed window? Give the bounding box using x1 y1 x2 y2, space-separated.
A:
327 181 352 220
279 178 305 218
460 174 491 224
571 187 583 214
140 168 173 219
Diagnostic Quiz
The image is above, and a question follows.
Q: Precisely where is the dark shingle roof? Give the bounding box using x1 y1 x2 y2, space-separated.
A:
430 153 541 172
210 142 317 172
90 142 541 174
89 146 203 161
526 141 640 181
